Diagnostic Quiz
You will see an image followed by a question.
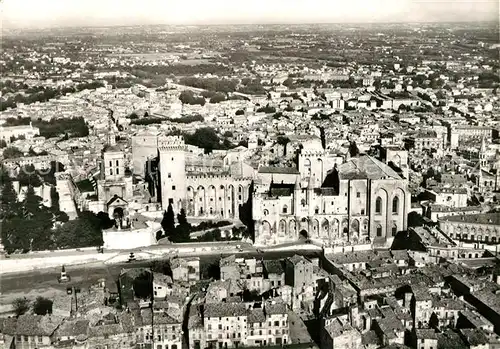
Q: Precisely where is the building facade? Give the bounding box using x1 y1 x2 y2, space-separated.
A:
158 136 252 217
253 155 410 247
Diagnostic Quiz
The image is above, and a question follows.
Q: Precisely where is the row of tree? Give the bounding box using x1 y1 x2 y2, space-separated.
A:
3 116 89 139
12 296 53 317
159 204 250 243
0 82 104 111
0 165 112 253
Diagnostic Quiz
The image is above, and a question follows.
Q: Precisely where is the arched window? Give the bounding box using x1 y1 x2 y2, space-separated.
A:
375 197 382 214
283 205 288 214
315 207 319 214
376 225 382 237
392 224 397 237
392 197 399 214
110 169 113 175
263 209 269 216
116 160 119 166
301 199 306 207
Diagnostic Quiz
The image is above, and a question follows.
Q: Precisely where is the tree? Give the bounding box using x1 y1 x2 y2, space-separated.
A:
349 141 360 158
133 272 152 299
174 208 191 242
283 78 294 88
161 204 175 236
0 175 18 219
3 146 23 159
33 296 53 315
18 164 43 187
177 208 188 226
156 230 163 241
209 93 226 103
179 90 205 106
13 297 30 316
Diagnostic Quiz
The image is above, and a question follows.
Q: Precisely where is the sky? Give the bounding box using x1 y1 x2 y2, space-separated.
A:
1 0 498 29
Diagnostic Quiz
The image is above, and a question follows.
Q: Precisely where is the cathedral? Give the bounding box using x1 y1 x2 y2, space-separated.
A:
252 153 410 247
127 134 410 248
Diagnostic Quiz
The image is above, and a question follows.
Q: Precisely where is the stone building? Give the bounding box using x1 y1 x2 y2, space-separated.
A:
438 213 500 245
0 123 40 144
96 144 133 219
253 154 410 247
158 136 252 217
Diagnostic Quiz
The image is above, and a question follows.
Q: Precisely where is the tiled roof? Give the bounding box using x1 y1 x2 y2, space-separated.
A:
265 302 287 315
415 329 438 340
55 319 90 339
338 155 401 180
287 254 309 266
263 260 284 275
4 314 63 336
440 213 500 225
460 328 489 346
258 166 300 175
205 303 247 318
248 309 266 323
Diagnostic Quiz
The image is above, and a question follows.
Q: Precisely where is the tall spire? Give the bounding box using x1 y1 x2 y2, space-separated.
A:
480 136 486 153
107 117 116 147
479 136 487 170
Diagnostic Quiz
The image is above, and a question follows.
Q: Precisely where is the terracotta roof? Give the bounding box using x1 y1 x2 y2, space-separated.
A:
205 303 247 318
55 319 90 339
248 309 265 323
3 314 63 336
263 260 284 275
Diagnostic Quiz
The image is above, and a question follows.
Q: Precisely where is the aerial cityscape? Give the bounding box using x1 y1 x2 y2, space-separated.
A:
0 1 499 349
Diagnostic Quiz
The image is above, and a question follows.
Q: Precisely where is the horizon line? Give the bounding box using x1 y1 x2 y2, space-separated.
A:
3 19 499 32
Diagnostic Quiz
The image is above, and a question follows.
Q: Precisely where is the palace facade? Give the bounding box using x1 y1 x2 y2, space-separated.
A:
253 154 410 246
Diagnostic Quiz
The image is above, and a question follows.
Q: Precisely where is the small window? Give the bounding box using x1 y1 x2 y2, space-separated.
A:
375 197 382 214
110 169 113 175
361 209 365 215
172 186 176 190
116 160 119 166
168 173 171 178
116 169 119 175
356 192 360 198
376 225 382 237
392 197 399 214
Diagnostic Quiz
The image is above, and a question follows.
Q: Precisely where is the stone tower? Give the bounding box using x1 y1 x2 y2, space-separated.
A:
158 136 187 212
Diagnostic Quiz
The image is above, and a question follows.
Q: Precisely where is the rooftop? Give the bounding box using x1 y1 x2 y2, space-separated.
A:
440 213 500 225
258 166 300 175
205 303 248 318
338 155 402 180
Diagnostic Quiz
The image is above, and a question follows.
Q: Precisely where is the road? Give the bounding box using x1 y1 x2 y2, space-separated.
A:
0 247 322 296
